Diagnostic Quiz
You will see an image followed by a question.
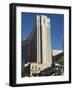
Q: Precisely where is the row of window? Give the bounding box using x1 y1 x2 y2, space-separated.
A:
32 65 40 70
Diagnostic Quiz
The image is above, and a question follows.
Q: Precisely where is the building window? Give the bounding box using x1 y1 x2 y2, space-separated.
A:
32 66 34 69
44 19 45 24
35 66 37 69
38 68 40 69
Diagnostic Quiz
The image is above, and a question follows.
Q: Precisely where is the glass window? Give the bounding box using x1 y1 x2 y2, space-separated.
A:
44 19 45 24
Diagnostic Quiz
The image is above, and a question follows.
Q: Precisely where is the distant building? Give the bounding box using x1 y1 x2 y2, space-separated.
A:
52 49 63 56
52 52 64 65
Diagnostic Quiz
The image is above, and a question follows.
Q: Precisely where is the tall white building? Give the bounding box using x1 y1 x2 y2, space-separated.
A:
37 15 52 65
30 15 52 76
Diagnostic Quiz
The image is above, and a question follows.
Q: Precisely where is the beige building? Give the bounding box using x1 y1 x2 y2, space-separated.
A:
29 15 52 76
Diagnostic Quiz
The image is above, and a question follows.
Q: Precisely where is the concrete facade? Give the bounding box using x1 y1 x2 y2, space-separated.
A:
36 15 52 65
30 15 52 76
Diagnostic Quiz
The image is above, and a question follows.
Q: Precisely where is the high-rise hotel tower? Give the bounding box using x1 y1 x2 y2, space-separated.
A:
37 15 52 65
29 15 52 76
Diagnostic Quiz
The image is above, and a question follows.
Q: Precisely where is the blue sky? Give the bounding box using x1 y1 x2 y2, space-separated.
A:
22 12 64 50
